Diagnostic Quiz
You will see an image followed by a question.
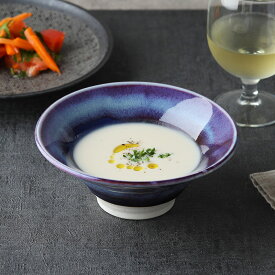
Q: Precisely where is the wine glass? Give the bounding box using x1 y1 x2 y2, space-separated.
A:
207 0 275 127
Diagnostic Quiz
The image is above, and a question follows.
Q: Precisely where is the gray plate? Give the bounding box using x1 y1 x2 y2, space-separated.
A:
0 0 112 98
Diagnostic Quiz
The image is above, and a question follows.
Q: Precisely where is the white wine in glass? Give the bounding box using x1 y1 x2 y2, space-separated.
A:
207 0 275 127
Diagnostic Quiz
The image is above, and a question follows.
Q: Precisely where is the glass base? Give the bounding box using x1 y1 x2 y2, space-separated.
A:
215 90 275 127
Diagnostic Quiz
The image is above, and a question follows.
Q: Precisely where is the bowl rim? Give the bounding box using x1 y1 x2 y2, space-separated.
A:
35 81 237 188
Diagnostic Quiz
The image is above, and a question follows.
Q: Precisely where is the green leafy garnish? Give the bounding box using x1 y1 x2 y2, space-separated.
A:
19 27 27 39
50 51 60 62
35 31 43 41
123 148 156 163
122 145 172 164
158 153 172 158
10 68 27 78
20 49 38 62
12 54 18 62
0 21 11 38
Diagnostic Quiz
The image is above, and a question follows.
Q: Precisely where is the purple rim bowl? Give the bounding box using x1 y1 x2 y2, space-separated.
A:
35 82 237 207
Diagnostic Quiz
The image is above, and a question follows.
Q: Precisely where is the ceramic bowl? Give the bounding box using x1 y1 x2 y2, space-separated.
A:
35 82 237 220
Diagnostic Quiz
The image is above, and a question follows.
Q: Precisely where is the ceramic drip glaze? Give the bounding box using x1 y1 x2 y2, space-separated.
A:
72 122 202 182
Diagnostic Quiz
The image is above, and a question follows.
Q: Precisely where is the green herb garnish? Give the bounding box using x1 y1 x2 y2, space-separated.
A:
51 51 61 62
19 27 27 39
122 145 172 164
158 153 172 158
0 21 11 38
12 54 18 62
10 68 27 78
123 148 156 163
20 49 38 62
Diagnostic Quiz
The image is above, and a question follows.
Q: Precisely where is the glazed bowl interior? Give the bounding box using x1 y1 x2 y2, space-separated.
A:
35 82 237 187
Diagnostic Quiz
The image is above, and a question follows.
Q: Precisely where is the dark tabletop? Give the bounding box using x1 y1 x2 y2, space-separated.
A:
1 10 275 275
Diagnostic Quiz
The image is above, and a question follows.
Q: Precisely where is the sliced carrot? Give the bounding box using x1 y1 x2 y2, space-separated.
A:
9 13 32 36
0 13 31 29
24 27 60 74
0 37 33 50
0 29 6 37
0 13 32 38
13 38 33 50
0 17 12 27
0 38 13 44
0 13 31 28
12 13 32 22
5 44 18 55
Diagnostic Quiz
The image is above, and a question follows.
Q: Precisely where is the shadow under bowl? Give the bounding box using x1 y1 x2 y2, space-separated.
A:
35 82 237 219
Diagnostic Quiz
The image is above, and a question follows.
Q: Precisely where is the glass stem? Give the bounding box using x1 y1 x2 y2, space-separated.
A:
239 79 261 106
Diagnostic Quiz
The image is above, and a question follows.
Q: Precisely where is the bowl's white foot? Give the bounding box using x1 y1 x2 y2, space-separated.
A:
96 197 175 220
